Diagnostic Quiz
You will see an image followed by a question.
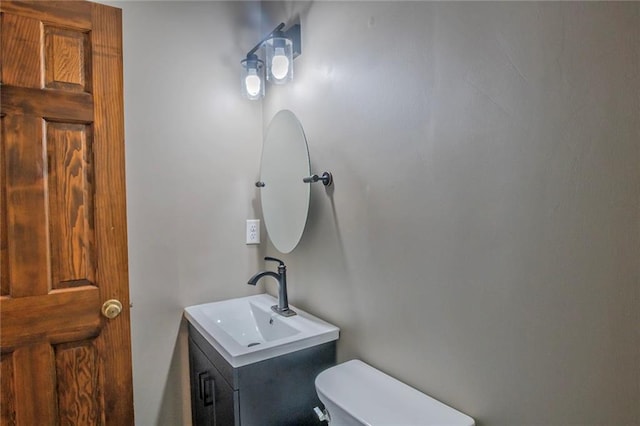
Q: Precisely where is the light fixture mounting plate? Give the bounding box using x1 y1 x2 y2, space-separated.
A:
284 24 301 58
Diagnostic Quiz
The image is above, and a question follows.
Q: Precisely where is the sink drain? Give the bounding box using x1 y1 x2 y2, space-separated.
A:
247 342 261 347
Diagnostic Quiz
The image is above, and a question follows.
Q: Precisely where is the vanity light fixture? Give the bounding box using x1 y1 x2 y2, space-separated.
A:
241 22 301 99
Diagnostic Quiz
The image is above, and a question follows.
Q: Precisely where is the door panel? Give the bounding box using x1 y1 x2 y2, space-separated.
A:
0 1 133 424
43 25 92 93
55 340 101 425
46 121 95 289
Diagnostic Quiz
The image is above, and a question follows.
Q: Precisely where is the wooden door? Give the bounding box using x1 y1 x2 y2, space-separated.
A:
0 1 134 424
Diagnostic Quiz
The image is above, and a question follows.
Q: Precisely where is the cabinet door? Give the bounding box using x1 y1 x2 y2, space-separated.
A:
189 338 235 426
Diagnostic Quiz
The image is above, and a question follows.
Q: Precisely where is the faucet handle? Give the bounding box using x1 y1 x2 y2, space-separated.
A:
264 256 285 267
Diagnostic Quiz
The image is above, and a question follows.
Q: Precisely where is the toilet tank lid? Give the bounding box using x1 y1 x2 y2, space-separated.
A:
315 360 475 426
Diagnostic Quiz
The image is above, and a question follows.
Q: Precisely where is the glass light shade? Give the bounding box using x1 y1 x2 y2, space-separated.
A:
241 57 264 100
265 37 293 84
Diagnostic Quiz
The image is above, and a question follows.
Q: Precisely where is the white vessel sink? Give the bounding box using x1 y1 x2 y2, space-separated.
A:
184 294 340 367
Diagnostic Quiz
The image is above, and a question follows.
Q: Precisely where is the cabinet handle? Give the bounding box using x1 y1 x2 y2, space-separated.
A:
198 371 215 407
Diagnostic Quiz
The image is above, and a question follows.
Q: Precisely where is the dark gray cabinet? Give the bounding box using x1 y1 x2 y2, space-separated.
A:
188 324 336 426
189 336 236 425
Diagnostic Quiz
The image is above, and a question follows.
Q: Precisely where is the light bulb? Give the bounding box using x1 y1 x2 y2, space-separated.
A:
245 70 261 97
271 47 290 80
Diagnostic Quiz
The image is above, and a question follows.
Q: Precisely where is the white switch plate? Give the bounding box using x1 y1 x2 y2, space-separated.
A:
246 219 260 244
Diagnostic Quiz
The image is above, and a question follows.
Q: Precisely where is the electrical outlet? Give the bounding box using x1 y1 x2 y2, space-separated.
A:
246 219 260 244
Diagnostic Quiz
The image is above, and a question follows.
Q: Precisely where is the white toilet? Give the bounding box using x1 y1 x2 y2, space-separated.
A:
314 360 475 425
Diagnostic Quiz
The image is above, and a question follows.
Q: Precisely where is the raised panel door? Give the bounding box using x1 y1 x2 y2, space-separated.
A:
0 2 133 424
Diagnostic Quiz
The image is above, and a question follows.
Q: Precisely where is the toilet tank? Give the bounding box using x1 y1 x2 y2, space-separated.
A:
315 360 475 426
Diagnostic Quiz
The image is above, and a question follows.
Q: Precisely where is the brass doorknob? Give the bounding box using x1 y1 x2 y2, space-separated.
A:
102 299 123 319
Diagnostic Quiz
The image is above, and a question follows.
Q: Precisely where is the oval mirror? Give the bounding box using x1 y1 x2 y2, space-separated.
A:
260 110 310 253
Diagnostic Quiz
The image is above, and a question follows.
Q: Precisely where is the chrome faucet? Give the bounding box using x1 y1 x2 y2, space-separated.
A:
247 257 296 317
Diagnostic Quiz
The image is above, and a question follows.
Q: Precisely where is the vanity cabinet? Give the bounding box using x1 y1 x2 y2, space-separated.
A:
188 324 336 426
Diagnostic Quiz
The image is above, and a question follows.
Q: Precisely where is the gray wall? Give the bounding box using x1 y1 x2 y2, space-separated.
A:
115 1 639 425
261 2 640 425
113 2 266 424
